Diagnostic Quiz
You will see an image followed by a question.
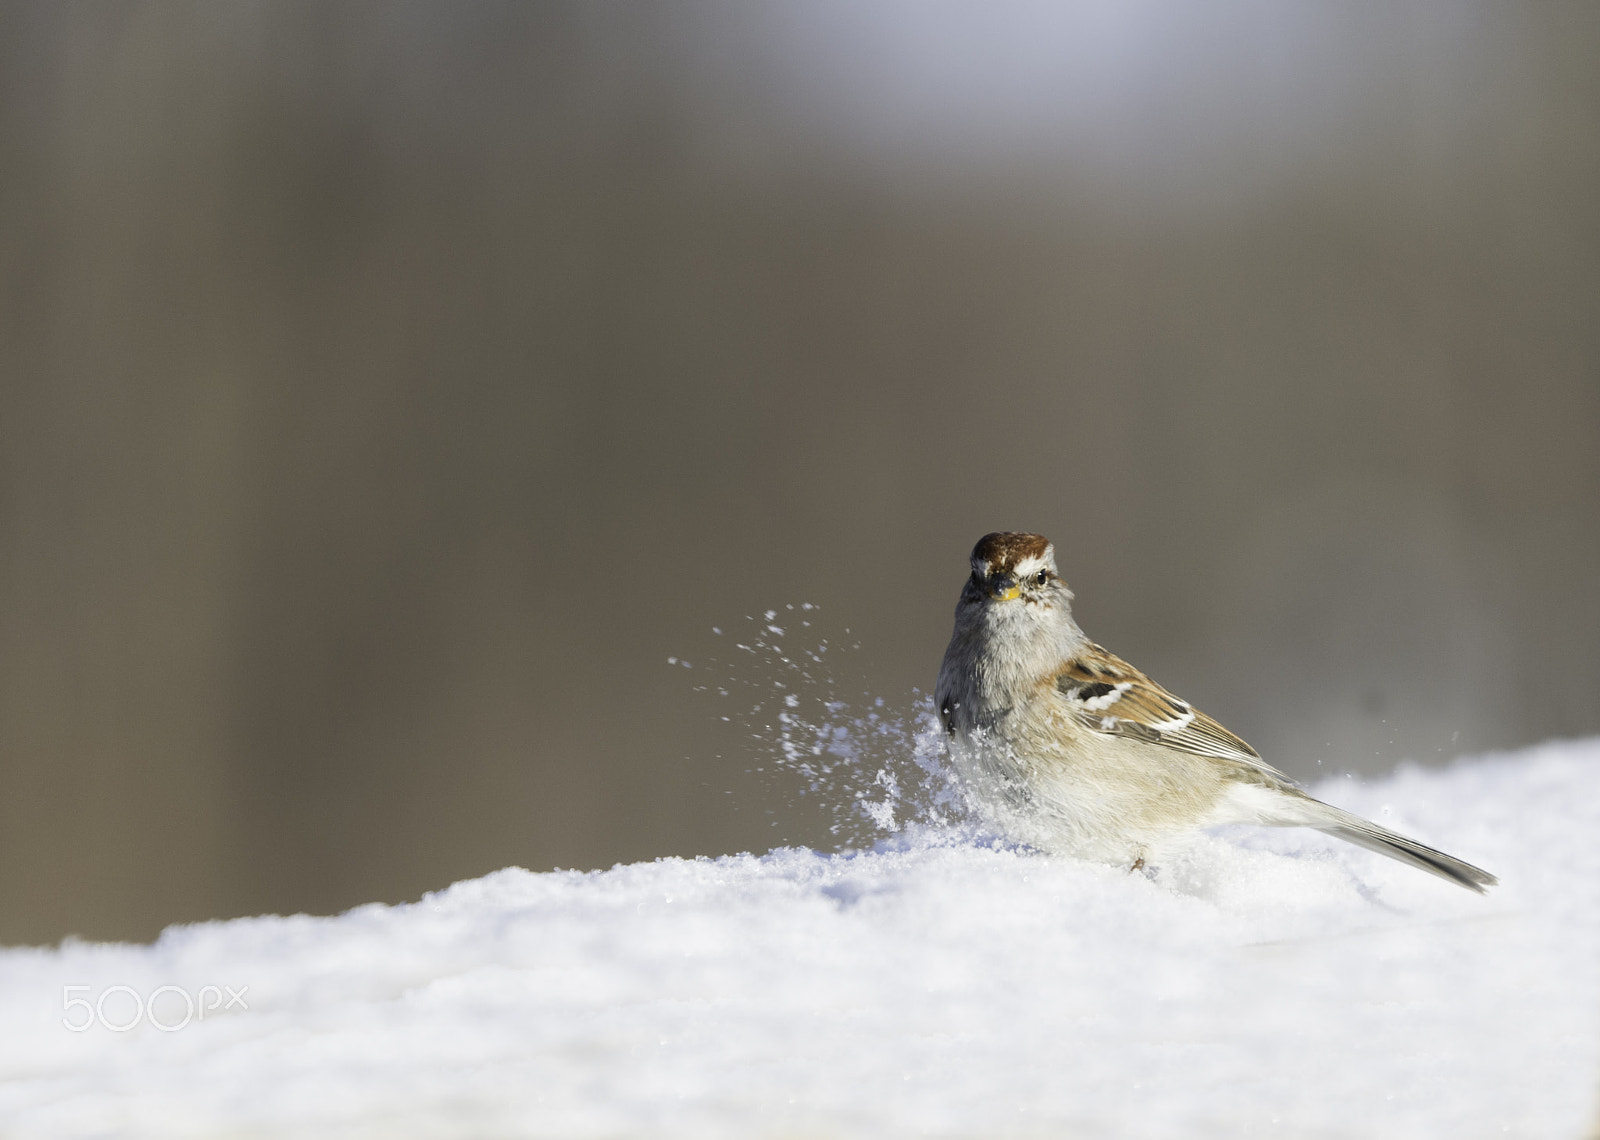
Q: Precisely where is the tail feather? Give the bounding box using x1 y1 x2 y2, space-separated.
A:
1308 802 1497 893
1229 780 1499 892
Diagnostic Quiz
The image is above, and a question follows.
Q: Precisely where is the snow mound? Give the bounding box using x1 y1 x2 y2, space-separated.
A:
1 740 1596 1138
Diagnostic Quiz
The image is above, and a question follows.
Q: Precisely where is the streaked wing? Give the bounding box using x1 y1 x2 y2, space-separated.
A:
1055 643 1293 783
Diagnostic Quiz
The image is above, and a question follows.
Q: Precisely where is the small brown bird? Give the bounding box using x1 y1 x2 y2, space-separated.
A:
934 532 1496 892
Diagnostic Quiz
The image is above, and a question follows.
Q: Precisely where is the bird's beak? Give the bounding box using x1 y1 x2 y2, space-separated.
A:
989 577 1021 602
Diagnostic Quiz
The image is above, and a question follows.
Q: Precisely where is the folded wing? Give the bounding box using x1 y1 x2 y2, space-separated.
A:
1055 644 1294 785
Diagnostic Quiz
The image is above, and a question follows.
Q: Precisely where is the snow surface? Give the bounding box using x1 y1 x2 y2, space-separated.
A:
1 739 1597 1139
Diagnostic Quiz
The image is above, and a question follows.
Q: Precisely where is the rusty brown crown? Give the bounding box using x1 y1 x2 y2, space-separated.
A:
970 532 1054 577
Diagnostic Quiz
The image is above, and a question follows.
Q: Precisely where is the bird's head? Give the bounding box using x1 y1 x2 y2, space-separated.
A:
964 531 1071 608
946 531 1082 690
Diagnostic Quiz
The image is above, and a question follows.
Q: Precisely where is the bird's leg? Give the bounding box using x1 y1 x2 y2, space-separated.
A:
1128 855 1146 874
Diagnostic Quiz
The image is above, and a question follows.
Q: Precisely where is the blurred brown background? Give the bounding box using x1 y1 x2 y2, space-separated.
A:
1 3 1596 943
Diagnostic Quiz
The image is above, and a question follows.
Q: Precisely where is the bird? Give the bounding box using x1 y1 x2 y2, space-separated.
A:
934 531 1496 892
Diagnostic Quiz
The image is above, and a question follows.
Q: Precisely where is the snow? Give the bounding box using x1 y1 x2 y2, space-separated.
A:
1 739 1597 1139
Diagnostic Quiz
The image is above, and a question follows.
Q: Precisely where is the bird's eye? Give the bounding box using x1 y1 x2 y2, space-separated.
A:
1034 571 1049 586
